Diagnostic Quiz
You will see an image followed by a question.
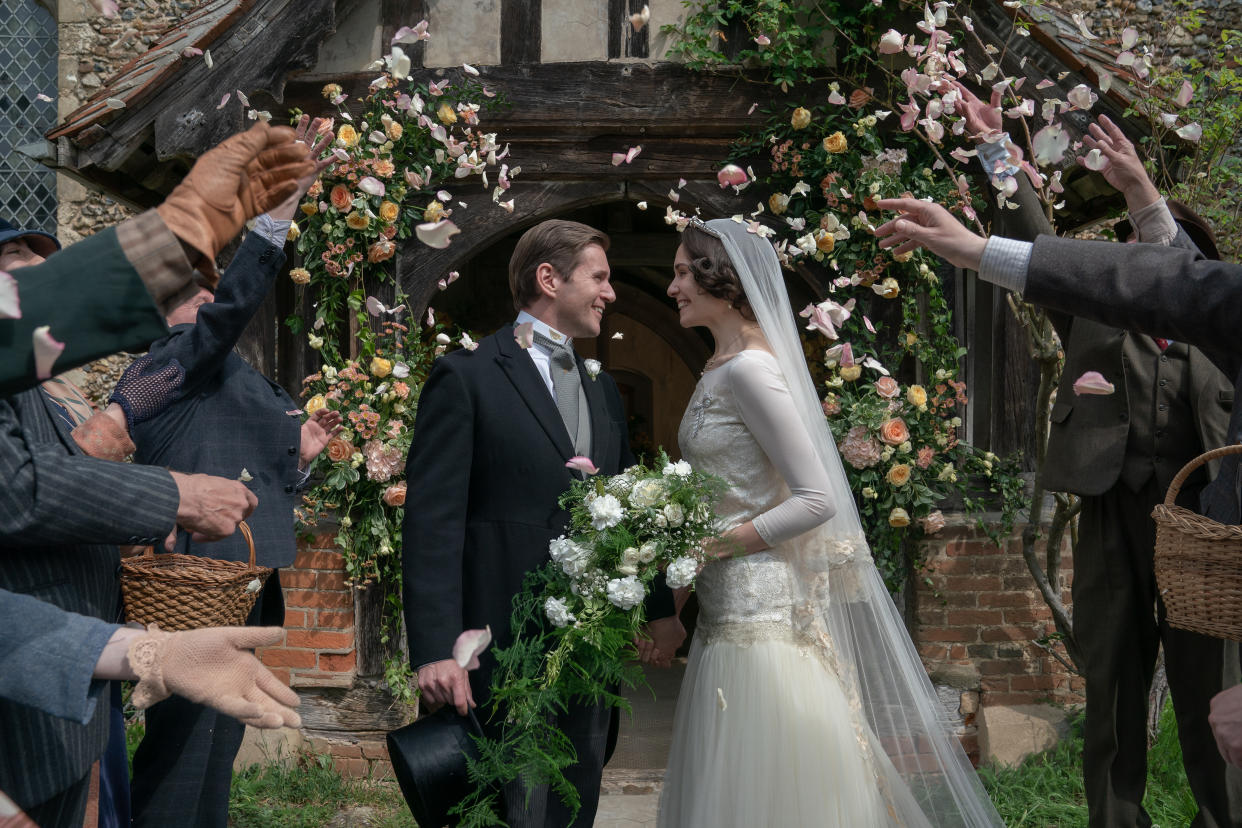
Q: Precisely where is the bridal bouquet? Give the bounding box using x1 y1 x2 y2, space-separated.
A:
452 452 725 826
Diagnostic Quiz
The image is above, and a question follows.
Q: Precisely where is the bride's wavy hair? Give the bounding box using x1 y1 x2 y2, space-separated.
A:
681 223 756 321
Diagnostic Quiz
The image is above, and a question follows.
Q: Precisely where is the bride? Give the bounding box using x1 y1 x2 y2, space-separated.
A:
656 217 1003 827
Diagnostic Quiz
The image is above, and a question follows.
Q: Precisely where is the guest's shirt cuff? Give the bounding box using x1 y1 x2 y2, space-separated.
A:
252 214 292 247
117 210 198 315
1129 197 1178 246
978 236 1032 293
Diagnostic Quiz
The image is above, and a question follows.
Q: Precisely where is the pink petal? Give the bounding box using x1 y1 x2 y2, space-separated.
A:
426 307 435 326
748 102 759 115
452 626 492 670
611 153 626 166
365 296 385 316
216 93 231 110
625 145 642 163
878 29 904 54
35 92 53 102
415 219 460 249
828 90 845 105
33 326 64 380
1035 79 1056 90
1175 80 1194 108
358 176 386 197
863 315 876 334
1073 370 1115 396
839 342 855 368
1121 27 1138 50
514 321 534 349
391 22 431 45
716 164 748 188
754 34 771 46
181 46 203 58
566 456 600 475
0 270 20 319
236 89 250 107
88 0 118 17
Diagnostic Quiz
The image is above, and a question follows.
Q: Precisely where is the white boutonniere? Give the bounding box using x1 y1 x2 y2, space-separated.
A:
583 358 602 380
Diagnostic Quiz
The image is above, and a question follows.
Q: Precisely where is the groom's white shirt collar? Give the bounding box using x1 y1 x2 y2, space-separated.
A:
515 310 571 397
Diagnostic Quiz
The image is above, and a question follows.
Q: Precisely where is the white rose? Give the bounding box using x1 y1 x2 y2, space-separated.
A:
583 358 602 379
653 513 668 528
637 541 659 563
662 503 685 527
588 493 624 529
544 596 576 628
621 547 642 566
392 362 410 378
629 478 666 509
617 562 638 576
605 575 646 610
662 460 692 478
665 556 699 590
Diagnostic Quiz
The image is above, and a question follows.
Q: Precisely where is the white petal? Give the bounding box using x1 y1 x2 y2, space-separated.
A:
0 270 20 319
32 326 64 380
416 219 461 248
1121 27 1138 50
204 49 213 69
1032 123 1070 165
462 63 479 76
452 626 492 670
1176 122 1202 143
1083 148 1108 171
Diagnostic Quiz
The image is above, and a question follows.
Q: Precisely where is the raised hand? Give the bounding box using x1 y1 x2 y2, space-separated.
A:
155 122 313 284
267 114 337 222
873 198 988 271
950 81 1003 143
300 408 343 467
1078 114 1160 213
168 471 258 548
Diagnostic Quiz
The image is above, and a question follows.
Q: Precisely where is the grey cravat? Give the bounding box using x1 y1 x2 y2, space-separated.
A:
534 332 590 456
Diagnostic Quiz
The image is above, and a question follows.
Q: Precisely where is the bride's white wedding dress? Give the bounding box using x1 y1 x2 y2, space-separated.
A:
658 350 929 827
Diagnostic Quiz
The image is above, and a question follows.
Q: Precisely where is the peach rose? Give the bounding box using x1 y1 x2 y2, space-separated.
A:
823 131 848 153
790 106 812 130
888 507 911 527
326 437 354 462
289 267 311 285
368 240 395 263
346 211 369 230
379 201 400 222
874 376 900 399
370 357 392 378
330 184 353 211
382 481 407 507
879 417 910 446
386 121 403 141
374 158 396 178
921 509 946 535
886 463 911 487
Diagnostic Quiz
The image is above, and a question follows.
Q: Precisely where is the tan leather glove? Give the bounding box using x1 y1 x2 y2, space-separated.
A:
127 624 302 729
71 409 134 462
155 122 314 285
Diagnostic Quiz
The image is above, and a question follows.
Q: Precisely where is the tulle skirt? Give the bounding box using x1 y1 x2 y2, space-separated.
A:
658 630 901 828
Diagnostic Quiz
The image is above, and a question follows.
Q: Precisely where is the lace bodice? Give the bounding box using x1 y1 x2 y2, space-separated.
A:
679 351 833 638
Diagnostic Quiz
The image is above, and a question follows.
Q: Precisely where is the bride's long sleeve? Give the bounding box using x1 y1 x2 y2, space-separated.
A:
728 352 836 546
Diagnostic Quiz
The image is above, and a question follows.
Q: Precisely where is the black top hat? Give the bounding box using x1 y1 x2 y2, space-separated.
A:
386 706 501 827
0 219 60 260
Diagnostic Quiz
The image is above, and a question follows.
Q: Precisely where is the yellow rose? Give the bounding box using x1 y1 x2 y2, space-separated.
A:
300 202 319 217
379 201 400 222
346 211 369 230
887 463 912 487
823 131 848 154
888 507 911 528
815 232 835 254
386 121 403 141
370 357 393 378
423 201 445 223
337 124 358 148
874 277 900 299
286 221 301 241
840 364 862 382
437 102 457 125
893 249 913 262
905 331 918 347
289 267 311 285
321 83 342 100
305 394 327 413
769 193 790 215
907 385 928 407
790 106 812 130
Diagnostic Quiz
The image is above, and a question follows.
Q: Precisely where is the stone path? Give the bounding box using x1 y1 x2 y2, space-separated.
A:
594 792 659 827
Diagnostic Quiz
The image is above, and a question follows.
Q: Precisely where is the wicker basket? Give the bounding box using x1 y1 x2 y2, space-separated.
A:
120 522 272 631
1152 444 1242 641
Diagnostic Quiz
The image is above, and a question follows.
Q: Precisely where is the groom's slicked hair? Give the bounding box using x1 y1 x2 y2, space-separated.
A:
509 219 610 311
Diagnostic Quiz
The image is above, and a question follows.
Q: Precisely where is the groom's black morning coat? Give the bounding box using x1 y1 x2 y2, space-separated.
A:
402 323 673 699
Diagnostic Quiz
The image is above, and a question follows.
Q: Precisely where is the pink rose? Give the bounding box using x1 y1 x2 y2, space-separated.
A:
874 376 900 399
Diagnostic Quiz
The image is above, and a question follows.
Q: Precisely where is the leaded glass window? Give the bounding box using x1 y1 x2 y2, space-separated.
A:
0 0 57 232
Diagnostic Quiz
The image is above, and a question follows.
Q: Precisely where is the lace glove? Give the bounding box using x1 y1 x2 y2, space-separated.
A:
71 410 135 462
127 624 302 729
109 354 186 430
154 122 312 285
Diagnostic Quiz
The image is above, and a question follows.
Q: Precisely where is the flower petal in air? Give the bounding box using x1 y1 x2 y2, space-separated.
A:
1175 80 1194 108
1073 370 1115 396
566 456 600 475
1066 84 1097 111
391 21 431 45
1032 123 1070 165
716 164 748 188
0 270 20 319
514 321 534 350
1176 122 1202 143
32 326 64 380
416 219 460 249
452 626 492 670
878 29 904 55
630 4 650 32
754 34 770 46
88 0 118 17
358 176 386 197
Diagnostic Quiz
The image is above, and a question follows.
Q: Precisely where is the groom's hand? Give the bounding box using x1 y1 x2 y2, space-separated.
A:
638 616 687 668
418 659 475 716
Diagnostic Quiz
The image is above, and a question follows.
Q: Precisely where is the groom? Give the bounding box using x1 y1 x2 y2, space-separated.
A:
402 219 683 827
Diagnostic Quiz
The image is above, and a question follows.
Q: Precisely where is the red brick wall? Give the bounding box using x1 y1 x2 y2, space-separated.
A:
917 517 1084 707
